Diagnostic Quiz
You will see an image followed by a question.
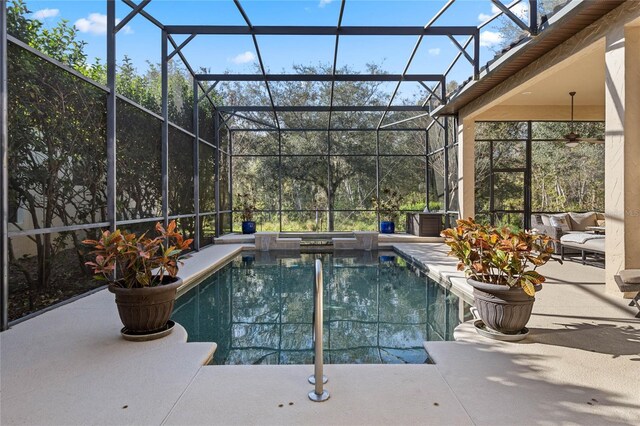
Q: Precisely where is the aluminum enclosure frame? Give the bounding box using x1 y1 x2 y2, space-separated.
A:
0 0 543 330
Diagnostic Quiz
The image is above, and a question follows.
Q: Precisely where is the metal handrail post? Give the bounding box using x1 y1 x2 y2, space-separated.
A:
308 259 329 402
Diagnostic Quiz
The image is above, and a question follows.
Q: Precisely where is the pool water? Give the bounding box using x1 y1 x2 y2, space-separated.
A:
172 251 468 365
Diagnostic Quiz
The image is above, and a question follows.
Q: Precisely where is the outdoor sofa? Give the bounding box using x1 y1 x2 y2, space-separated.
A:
531 212 605 256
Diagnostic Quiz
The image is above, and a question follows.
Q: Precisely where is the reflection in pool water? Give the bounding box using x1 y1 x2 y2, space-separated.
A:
172 251 468 365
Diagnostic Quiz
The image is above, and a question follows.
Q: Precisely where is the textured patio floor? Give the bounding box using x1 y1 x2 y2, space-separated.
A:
1 242 638 425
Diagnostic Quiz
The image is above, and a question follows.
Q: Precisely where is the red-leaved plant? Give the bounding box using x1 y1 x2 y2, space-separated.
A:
441 218 557 296
83 221 193 288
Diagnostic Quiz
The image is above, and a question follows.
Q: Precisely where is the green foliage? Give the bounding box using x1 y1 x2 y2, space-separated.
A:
441 218 557 296
372 188 403 222
236 193 256 222
8 0 88 70
229 67 434 230
475 121 605 221
6 0 219 293
83 221 193 288
428 201 443 211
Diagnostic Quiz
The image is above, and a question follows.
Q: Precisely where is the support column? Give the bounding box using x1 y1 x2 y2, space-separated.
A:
604 24 640 293
106 0 116 232
193 79 200 250
161 30 169 227
229 130 233 233
1 0 9 330
457 115 475 220
424 129 429 211
375 130 380 226
278 131 282 231
443 118 450 228
214 113 221 236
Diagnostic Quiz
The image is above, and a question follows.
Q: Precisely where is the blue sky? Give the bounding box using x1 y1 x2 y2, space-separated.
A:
23 0 529 102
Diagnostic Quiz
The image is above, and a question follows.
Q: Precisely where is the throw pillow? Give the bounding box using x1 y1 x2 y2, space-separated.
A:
540 214 551 226
549 215 571 232
568 211 597 231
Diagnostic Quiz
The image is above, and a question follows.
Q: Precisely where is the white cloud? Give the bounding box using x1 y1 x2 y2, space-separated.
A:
230 51 256 64
32 8 59 20
428 48 441 56
478 3 529 22
319 0 334 7
74 13 132 35
480 30 504 47
511 3 529 19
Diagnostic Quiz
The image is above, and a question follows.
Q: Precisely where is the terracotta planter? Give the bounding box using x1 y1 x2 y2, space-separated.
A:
467 278 541 334
109 277 182 334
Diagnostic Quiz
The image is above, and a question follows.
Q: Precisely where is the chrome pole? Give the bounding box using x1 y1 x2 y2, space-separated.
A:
308 259 329 402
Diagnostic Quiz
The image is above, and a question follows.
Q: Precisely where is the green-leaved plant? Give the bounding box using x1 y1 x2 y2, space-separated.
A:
372 188 403 222
83 221 193 288
236 193 256 222
441 218 557 296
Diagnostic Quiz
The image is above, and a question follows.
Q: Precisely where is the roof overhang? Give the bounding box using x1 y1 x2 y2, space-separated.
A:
433 0 625 117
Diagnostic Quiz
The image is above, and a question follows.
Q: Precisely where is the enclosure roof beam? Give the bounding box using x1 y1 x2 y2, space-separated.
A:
122 0 164 30
376 0 456 130
164 25 477 36
228 127 428 132
165 35 232 132
221 111 279 130
422 35 473 108
123 1 226 128
167 34 228 128
233 0 280 130
168 33 197 61
115 0 151 34
447 35 474 67
379 112 432 129
197 82 219 103
490 0 531 33
327 0 346 132
478 0 525 30
218 105 427 112
196 74 444 82
421 0 523 110
418 82 442 104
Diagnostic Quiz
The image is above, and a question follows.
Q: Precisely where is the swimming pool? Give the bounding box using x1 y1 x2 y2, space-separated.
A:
172 251 469 365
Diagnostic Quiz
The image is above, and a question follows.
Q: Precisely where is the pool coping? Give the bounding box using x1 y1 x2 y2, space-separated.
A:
3 242 639 425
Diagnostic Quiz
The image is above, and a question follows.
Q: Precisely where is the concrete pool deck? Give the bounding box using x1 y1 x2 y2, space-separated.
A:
1 242 639 425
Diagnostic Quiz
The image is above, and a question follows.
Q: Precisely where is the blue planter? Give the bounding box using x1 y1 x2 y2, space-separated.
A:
380 221 395 234
242 221 256 234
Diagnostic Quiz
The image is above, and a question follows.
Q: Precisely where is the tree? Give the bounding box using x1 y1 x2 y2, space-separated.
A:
7 1 106 296
5 0 219 317
225 64 430 230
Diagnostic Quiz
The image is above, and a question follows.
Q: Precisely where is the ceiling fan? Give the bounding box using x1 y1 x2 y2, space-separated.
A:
564 91 604 147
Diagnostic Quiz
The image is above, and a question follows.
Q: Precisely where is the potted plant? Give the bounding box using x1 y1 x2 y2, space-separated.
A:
372 188 403 234
83 220 193 339
441 218 556 335
236 193 256 234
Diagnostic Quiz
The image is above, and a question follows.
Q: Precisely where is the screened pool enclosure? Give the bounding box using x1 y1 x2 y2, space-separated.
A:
1 0 556 328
